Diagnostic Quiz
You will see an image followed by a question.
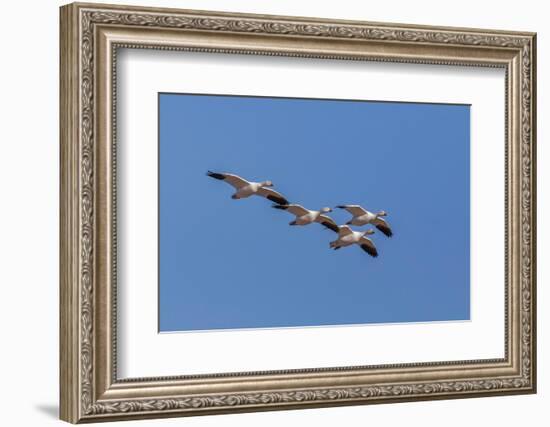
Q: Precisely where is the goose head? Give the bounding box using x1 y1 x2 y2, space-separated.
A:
377 210 388 217
261 180 274 187
363 229 375 236
320 207 333 213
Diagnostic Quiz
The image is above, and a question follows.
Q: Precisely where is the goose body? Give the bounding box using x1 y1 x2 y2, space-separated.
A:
336 205 393 237
329 225 378 257
272 204 338 232
207 171 289 205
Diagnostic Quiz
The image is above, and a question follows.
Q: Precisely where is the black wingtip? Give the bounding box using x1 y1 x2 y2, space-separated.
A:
267 195 289 205
336 205 347 209
360 244 378 258
272 204 288 210
320 222 339 233
376 224 393 238
206 171 225 180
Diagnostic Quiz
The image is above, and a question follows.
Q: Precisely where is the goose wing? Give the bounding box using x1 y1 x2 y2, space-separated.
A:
316 214 339 232
207 171 249 189
359 236 378 257
337 225 354 237
256 187 289 205
336 205 368 216
272 204 309 216
373 217 393 237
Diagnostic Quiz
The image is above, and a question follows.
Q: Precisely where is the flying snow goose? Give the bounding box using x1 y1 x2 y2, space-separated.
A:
207 171 289 205
329 225 378 257
336 205 393 237
272 204 339 232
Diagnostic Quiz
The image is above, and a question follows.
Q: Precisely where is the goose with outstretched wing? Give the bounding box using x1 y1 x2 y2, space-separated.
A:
207 171 289 205
272 204 339 232
336 204 393 237
328 225 378 257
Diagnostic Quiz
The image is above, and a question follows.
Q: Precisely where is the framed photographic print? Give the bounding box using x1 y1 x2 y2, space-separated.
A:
60 2 537 423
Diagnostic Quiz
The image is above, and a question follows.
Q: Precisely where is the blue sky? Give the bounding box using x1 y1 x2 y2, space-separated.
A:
158 93 470 332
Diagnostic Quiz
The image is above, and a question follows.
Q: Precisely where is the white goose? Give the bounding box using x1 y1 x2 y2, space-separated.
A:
329 225 378 257
207 171 289 205
336 205 393 237
272 204 339 232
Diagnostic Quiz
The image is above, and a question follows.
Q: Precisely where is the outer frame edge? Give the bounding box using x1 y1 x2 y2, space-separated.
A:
60 3 81 424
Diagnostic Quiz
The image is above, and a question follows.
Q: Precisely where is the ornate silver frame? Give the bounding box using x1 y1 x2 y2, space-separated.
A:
60 2 536 423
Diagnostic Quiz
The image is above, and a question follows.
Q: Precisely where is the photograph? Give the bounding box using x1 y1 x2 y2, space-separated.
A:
158 93 471 332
